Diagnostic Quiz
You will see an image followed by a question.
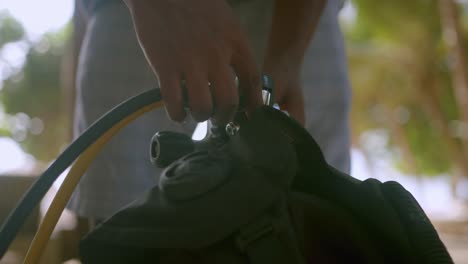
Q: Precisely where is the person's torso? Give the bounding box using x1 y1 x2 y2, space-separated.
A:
81 0 347 15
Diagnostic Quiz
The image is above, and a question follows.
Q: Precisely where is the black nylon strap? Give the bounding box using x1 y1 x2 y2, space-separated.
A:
236 215 305 264
243 233 290 264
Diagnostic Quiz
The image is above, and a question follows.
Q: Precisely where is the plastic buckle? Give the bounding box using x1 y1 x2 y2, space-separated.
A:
235 218 276 252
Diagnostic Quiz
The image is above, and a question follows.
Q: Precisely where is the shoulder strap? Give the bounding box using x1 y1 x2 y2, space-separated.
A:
235 207 305 264
382 181 453 264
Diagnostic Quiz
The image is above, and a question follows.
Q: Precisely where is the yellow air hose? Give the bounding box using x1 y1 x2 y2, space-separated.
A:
23 101 164 264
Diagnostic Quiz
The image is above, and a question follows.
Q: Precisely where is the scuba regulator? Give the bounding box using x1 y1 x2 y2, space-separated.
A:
0 75 453 264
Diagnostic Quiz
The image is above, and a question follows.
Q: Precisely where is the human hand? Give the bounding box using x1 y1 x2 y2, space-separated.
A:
264 64 305 125
124 0 262 124
260 0 326 126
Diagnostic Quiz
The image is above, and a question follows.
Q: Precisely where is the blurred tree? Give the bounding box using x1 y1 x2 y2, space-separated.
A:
439 0 468 192
0 11 25 46
347 0 468 192
0 14 71 161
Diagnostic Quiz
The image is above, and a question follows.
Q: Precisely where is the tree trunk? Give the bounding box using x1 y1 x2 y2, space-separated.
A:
416 70 466 199
387 108 420 176
439 0 468 165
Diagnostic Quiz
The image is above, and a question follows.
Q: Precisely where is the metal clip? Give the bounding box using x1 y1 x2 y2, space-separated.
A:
262 75 274 106
225 122 240 136
262 89 272 106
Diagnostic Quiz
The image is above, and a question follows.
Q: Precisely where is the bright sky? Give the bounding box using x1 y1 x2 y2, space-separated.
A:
0 0 73 174
0 0 73 38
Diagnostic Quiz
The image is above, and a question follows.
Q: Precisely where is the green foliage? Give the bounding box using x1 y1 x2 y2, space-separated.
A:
404 109 452 175
3 38 63 115
0 11 25 46
0 17 71 161
352 0 441 43
347 0 462 175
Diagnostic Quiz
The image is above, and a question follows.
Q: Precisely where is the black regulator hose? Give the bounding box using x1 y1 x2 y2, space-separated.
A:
0 89 163 257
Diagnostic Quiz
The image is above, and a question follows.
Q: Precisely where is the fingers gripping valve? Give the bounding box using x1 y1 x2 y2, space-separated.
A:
150 75 274 168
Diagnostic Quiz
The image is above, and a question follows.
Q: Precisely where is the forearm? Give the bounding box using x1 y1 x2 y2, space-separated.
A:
263 0 327 73
123 0 151 12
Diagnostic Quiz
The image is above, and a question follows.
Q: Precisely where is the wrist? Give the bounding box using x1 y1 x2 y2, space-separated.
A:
263 54 302 78
123 0 156 13
123 0 139 10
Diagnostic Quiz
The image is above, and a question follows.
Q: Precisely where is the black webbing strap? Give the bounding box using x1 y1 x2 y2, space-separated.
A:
235 216 305 264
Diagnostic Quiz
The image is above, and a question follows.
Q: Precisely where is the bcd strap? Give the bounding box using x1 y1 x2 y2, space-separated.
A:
235 213 305 264
80 106 453 263
382 182 453 264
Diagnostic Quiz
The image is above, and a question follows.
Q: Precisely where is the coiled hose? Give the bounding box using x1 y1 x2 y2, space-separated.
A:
0 89 163 260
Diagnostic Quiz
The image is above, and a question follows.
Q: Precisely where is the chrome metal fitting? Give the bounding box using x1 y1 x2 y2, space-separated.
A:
225 122 240 136
262 75 274 106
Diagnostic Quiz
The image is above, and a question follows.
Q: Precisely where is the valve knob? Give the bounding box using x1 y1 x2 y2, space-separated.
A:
150 131 195 168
